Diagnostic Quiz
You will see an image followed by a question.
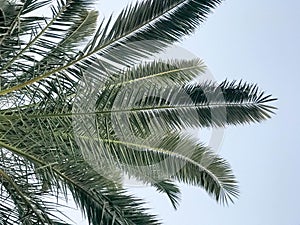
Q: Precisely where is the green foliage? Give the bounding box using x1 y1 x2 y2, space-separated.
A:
0 0 276 224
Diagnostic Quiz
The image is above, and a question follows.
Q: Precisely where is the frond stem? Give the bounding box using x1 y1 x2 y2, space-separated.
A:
0 101 271 120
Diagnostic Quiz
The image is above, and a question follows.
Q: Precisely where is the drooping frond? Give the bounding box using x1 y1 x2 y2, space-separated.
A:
0 91 161 224
96 132 239 205
68 103 239 205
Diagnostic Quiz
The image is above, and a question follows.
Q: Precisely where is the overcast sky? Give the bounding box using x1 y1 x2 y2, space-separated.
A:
66 0 300 224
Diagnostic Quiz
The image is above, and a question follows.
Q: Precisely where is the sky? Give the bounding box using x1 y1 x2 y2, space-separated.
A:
63 0 300 224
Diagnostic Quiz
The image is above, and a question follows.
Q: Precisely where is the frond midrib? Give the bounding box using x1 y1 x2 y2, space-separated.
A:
0 100 271 120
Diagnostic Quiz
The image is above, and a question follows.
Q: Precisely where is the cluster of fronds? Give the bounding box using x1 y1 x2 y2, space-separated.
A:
0 0 276 224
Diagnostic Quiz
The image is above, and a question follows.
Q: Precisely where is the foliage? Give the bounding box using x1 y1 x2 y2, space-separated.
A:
0 0 276 224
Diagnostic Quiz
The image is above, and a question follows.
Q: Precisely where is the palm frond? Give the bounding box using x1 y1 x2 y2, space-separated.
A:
0 150 73 224
185 80 277 126
75 132 239 204
85 0 222 67
91 80 276 135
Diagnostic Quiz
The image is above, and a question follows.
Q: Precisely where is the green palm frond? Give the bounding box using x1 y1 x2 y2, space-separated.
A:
0 149 73 224
84 0 222 64
0 82 162 224
93 78 276 134
61 10 98 50
0 94 182 210
91 132 239 205
185 80 277 126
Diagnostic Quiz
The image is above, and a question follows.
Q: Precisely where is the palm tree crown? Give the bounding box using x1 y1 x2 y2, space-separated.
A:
0 0 276 224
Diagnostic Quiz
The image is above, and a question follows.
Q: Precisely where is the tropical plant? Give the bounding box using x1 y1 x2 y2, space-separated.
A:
0 0 276 224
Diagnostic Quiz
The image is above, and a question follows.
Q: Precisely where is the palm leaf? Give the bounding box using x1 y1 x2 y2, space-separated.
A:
92 78 277 134
86 0 222 66
94 132 239 205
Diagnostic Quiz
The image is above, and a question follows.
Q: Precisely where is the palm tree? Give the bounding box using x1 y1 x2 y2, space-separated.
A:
0 0 276 224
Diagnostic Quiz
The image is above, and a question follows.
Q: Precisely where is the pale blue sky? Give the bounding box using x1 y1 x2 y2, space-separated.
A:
72 0 300 224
